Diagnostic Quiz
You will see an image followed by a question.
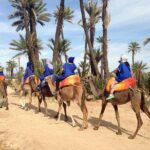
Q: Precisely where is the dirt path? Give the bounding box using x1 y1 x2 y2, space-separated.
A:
0 87 150 150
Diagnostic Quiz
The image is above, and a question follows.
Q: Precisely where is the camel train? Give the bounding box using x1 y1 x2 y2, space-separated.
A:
0 56 150 139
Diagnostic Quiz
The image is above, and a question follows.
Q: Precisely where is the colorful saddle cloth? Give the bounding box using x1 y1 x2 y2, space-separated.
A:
106 77 136 92
23 75 39 85
59 75 81 88
0 75 5 81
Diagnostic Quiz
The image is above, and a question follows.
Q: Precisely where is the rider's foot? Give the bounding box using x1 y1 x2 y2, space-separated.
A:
106 94 114 100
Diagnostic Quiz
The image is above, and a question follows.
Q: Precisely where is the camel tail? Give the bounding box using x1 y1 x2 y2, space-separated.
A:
140 91 150 119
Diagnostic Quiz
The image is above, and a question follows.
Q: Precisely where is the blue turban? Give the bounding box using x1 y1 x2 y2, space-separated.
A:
68 57 75 63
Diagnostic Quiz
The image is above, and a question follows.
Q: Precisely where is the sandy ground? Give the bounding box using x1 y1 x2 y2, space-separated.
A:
0 87 150 150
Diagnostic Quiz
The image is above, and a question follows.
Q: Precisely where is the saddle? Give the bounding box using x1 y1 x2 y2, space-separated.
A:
0 75 5 81
59 75 81 88
106 77 137 93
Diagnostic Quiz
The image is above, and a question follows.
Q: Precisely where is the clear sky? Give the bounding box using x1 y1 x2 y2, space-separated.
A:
0 0 150 72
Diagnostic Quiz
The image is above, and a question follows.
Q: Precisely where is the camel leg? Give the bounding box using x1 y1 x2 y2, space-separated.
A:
27 90 32 110
94 100 108 130
19 91 25 109
76 98 88 130
113 105 122 135
63 102 68 122
5 97 9 110
129 98 143 139
56 101 63 123
43 96 48 117
54 102 68 122
67 102 76 127
36 96 42 113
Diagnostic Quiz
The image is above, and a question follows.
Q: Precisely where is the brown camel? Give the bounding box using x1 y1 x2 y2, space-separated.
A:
87 76 150 139
28 76 68 120
11 75 39 110
45 76 88 130
0 80 8 110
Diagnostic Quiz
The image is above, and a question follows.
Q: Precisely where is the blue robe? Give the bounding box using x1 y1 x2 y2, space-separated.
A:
23 62 34 82
39 64 54 81
115 63 131 82
57 63 76 81
0 72 4 76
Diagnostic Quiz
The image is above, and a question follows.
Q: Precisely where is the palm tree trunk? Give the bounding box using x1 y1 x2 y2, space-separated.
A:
53 0 65 65
79 0 100 77
29 7 40 74
21 0 36 71
11 69 13 79
102 0 109 80
132 51 134 66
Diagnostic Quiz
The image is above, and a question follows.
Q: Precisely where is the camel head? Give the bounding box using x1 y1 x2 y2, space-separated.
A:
84 75 104 99
45 75 56 94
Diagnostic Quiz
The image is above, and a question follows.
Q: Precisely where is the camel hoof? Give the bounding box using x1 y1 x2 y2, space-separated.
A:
116 131 122 135
128 135 135 139
54 114 58 119
35 110 39 114
78 127 84 131
65 117 68 122
93 126 99 130
44 114 48 117
6 108 9 110
72 123 76 127
55 121 59 124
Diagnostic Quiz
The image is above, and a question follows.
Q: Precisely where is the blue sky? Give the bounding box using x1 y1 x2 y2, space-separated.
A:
0 0 150 72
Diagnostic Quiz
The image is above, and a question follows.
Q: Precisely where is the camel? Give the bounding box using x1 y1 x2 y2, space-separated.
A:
28 76 67 119
0 80 8 110
87 76 150 139
45 76 88 130
11 75 39 110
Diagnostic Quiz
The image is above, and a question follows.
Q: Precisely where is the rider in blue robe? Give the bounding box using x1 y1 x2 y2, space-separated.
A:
23 62 34 83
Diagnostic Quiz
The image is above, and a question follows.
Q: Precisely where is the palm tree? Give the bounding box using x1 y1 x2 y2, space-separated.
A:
132 61 148 87
144 37 150 45
10 34 43 59
128 42 141 66
79 0 100 77
84 0 102 47
96 36 104 79
84 1 102 76
143 72 150 95
6 60 17 79
53 0 65 65
102 0 110 80
9 0 50 72
48 38 71 62
78 61 90 78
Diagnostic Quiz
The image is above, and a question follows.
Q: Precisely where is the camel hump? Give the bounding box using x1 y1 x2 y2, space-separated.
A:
106 77 137 92
59 75 81 88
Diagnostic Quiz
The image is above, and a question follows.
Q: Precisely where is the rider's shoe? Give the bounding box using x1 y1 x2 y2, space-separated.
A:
106 94 114 100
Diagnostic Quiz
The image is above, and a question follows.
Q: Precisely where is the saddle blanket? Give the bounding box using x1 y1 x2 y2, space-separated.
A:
106 77 136 92
0 75 5 81
59 75 81 88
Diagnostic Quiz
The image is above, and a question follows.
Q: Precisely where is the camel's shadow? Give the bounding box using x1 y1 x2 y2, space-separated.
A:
74 115 150 140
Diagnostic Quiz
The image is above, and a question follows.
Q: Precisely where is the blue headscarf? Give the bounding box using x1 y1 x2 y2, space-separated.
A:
68 57 75 63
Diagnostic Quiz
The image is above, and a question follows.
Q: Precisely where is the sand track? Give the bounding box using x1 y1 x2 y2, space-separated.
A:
0 87 150 150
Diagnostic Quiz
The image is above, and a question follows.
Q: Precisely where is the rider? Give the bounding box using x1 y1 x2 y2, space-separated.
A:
23 62 34 84
36 59 54 91
0 65 5 81
106 55 131 100
54 57 77 91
